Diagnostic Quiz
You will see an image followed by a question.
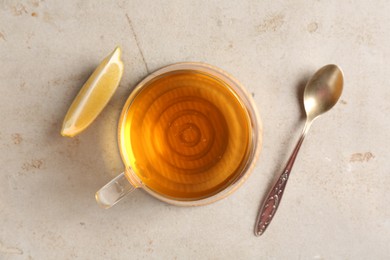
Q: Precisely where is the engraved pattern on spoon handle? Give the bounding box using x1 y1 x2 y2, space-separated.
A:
254 121 312 236
254 168 291 236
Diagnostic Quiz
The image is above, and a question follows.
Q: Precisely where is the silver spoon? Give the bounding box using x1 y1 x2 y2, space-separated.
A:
254 64 344 236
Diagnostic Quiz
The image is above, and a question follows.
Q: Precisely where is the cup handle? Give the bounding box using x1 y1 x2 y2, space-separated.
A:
95 172 136 209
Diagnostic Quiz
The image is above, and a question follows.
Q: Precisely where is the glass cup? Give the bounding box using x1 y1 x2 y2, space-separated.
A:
96 62 262 208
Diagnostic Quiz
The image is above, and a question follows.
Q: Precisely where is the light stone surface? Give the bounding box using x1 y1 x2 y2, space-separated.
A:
1 0 389 259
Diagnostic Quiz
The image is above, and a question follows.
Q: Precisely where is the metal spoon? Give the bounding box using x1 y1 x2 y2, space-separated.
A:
254 64 344 236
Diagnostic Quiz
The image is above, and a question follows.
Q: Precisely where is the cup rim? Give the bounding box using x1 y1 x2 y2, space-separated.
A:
118 62 263 206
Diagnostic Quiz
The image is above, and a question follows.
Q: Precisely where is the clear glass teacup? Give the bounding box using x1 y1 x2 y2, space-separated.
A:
96 62 262 207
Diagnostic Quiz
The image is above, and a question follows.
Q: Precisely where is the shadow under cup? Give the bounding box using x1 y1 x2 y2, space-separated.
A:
96 63 262 208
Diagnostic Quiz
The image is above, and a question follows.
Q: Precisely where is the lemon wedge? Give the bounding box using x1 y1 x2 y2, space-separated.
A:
61 47 124 137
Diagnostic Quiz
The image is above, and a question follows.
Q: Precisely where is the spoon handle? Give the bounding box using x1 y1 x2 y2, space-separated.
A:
254 121 312 236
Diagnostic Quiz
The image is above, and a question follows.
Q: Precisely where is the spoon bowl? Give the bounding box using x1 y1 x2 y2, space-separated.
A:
304 64 344 120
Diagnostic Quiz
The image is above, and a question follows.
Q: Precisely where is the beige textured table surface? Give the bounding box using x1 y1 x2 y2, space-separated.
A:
1 1 389 259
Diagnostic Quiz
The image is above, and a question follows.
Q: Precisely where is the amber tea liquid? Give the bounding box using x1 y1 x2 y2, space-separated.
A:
121 70 252 200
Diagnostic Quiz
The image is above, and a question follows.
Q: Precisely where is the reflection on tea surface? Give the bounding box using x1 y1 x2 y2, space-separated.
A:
122 71 251 200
